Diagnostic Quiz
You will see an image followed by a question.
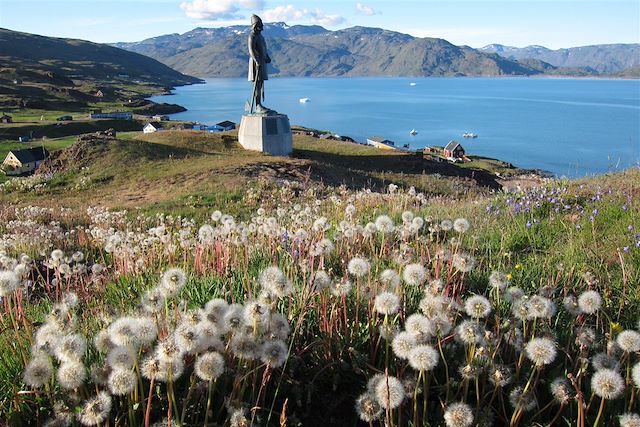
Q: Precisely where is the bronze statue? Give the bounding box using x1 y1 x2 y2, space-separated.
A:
247 14 273 114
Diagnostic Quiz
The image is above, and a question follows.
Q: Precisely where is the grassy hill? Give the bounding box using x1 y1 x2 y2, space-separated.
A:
0 28 200 113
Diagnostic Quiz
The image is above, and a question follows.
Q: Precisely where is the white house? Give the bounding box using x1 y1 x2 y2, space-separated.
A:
143 122 164 133
2 147 50 175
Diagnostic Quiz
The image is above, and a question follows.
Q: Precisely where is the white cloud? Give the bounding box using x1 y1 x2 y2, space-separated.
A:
180 0 264 20
355 3 377 16
261 5 345 27
263 5 307 22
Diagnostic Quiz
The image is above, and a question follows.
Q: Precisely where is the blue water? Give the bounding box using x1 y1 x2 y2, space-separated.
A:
150 77 640 177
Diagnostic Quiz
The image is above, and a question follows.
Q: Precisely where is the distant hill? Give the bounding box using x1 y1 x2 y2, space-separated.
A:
0 28 200 110
113 23 549 78
479 43 640 74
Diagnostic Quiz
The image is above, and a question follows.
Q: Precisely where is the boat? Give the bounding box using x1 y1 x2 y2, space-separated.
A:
409 82 417 86
463 132 478 138
299 98 310 103
410 129 418 136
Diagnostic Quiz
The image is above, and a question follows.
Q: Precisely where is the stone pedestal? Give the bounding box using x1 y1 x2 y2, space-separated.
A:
238 114 292 156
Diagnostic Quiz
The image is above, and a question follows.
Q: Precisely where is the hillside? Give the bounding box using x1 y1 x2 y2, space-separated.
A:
113 23 549 78
0 28 201 110
480 43 640 74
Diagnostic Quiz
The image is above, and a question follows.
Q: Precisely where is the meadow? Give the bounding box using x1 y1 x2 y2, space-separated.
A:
0 131 639 426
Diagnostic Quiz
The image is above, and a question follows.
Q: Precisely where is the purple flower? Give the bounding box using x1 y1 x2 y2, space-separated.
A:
623 246 630 252
526 221 532 229
628 225 634 232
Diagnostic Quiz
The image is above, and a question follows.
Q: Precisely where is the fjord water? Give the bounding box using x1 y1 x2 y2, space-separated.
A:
150 78 640 177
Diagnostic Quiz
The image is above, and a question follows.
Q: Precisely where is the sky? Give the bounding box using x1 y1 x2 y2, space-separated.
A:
1 0 638 49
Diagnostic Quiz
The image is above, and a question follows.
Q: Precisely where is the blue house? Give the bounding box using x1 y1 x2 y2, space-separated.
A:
208 120 236 132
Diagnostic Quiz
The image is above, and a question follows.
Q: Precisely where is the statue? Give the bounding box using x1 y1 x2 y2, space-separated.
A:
246 14 273 114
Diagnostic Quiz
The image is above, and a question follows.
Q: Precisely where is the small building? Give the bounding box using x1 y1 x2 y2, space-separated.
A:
56 115 73 121
366 136 398 150
444 141 465 160
1 114 12 123
18 136 31 143
95 90 104 98
90 112 133 120
2 147 50 175
13 78 22 85
208 120 236 132
143 122 164 133
192 124 208 131
152 115 170 121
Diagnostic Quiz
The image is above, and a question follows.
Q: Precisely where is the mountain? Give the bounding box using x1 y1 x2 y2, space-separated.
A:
479 43 640 74
0 28 200 109
113 23 549 78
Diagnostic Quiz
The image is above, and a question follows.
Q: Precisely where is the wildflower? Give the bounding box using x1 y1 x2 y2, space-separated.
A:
633 363 640 388
312 216 329 232
525 337 557 367
375 215 395 233
243 300 270 328
527 295 556 319
509 385 537 412
453 218 470 233
374 375 405 409
330 278 352 297
456 320 482 345
617 330 640 353
106 346 135 369
488 365 512 387
141 356 160 380
204 298 229 325
223 304 245 331
94 330 115 353
403 263 426 286
195 351 225 381
459 363 481 380
159 267 187 298
440 219 453 231
51 249 64 262
452 253 475 273
620 413 640 427
0 270 19 296
155 338 182 362
489 271 509 291
260 340 288 368
345 204 356 217
408 344 439 371
155 357 185 382
392 331 417 359
23 353 53 387
464 295 492 319
578 290 602 314
563 295 581 316
141 288 165 314
431 314 453 336
444 402 474 427
419 294 445 318
312 270 331 291
374 292 400 315
198 224 215 244
348 257 370 278
78 392 111 426
108 368 136 395
379 323 399 341
54 334 87 362
591 369 625 399
259 266 292 297
57 360 86 389
174 323 201 354
379 269 401 289
550 378 573 405
355 392 382 422
405 313 433 342
230 333 259 360
107 317 139 347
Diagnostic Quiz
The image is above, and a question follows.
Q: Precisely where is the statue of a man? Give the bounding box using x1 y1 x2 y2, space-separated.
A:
247 14 272 114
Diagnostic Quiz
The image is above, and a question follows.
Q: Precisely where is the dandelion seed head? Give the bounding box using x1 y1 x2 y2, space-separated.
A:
563 295 581 316
525 337 557 367
591 369 625 399
260 340 288 368
403 263 426 286
408 344 439 371
108 317 139 347
78 392 111 426
230 333 259 360
419 294 444 318
23 353 53 387
592 353 621 372
0 270 20 296
405 313 434 342
505 287 525 303
374 375 405 409
54 333 86 363
141 288 165 314
312 270 331 291
550 377 573 405
620 413 640 427
108 368 136 395
578 290 602 314
444 402 474 427
330 278 352 297
456 320 482 345
204 298 229 325
489 271 509 291
527 295 556 319
464 295 492 319
452 253 475 273
106 346 135 369
355 392 382 422
195 351 225 381
453 218 470 233
348 257 370 278
440 219 453 231
374 292 400 316
509 385 537 412
392 331 417 359
632 362 640 388
155 357 185 382
375 215 395 234
379 269 401 290
159 267 187 298
488 364 512 387
57 360 86 390
617 330 640 353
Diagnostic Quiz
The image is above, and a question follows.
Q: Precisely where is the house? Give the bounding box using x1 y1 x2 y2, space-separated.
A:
95 90 104 98
18 136 31 143
1 114 12 123
192 124 208 131
152 115 170 121
90 112 133 120
208 120 236 132
2 147 50 175
443 141 465 160
143 122 163 133
366 136 398 150
56 115 73 121
319 133 339 140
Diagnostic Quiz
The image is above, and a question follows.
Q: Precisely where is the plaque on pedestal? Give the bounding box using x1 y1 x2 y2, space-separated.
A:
237 113 293 156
